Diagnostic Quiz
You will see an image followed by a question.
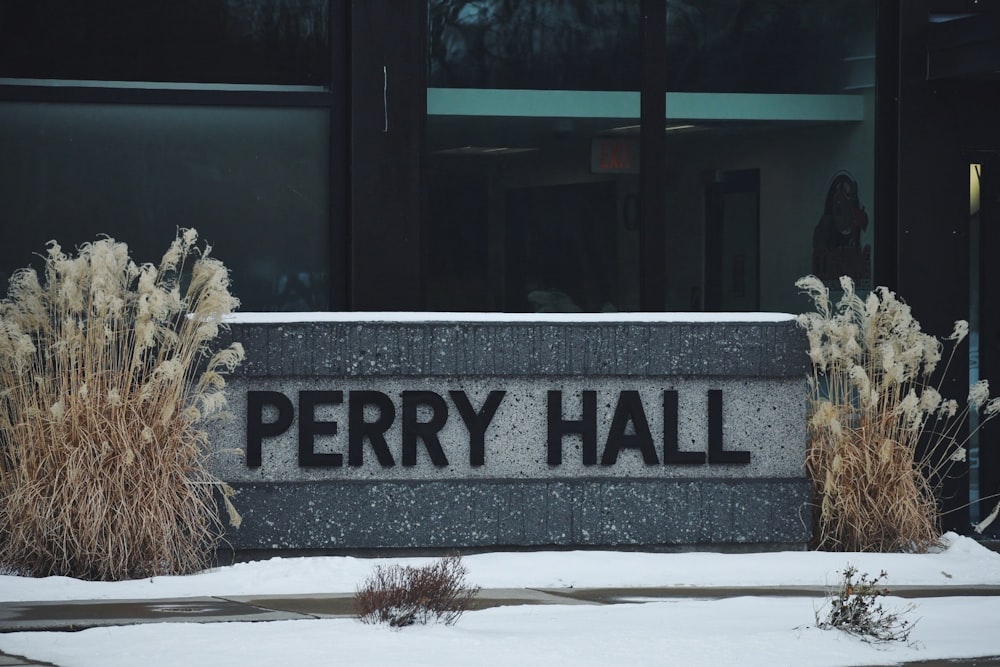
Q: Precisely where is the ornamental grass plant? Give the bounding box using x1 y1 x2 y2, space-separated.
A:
0 230 244 580
797 275 999 552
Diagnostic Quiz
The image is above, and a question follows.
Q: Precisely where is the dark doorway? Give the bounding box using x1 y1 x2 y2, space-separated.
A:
505 182 619 313
703 169 760 311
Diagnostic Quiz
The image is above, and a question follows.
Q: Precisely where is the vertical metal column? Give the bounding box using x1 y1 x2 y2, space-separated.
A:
349 0 427 310
639 0 667 311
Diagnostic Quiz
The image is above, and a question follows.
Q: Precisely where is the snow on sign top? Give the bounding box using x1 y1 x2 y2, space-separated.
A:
224 312 797 325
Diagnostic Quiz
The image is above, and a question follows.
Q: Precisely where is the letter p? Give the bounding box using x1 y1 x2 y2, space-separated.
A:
246 391 294 467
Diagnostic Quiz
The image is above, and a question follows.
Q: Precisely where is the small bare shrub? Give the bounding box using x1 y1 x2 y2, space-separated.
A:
354 555 480 627
816 565 916 644
0 230 244 580
797 275 1000 552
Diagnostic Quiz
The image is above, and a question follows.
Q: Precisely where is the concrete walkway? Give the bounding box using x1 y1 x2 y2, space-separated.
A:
1 587 999 666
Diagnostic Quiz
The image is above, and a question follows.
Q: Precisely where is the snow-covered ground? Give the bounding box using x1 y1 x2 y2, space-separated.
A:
2 533 1000 667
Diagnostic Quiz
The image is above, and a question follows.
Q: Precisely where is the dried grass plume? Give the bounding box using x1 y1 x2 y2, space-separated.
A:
0 230 244 580
797 275 997 552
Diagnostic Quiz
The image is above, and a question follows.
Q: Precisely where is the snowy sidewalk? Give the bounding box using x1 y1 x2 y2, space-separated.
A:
0 587 589 632
4 535 1000 666
3 585 1000 633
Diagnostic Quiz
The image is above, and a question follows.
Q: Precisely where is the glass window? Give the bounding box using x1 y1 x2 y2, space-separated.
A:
661 0 876 313
427 0 875 314
427 0 642 312
0 0 330 86
429 0 641 90
664 0 874 94
0 103 332 311
660 98 875 313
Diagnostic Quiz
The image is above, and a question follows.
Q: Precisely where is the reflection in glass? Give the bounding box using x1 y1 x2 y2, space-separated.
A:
427 0 875 313
0 103 331 312
662 0 876 313
665 0 874 94
429 0 641 90
0 0 331 86
427 1 642 312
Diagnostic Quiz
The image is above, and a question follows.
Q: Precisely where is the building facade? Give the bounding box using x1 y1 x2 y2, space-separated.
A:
1 0 999 537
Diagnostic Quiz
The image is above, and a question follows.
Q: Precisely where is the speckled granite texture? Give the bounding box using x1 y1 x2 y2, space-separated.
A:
217 319 807 379
221 479 812 550
208 318 812 551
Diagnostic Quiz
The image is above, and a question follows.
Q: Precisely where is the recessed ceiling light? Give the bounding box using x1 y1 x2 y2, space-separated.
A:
433 146 538 156
607 123 699 133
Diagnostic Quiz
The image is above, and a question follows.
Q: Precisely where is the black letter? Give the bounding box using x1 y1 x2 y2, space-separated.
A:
402 391 449 467
707 389 750 464
298 391 343 467
450 390 505 466
601 391 659 465
246 391 294 468
547 390 597 465
348 391 396 467
662 390 705 465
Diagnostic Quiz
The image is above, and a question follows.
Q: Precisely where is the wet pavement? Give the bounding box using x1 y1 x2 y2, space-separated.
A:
1 587 1000 665
0 588 600 633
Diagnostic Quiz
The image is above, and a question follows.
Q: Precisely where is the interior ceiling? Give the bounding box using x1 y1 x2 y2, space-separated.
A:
428 116 846 154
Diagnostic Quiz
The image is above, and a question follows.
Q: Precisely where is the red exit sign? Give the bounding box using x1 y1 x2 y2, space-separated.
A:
591 138 639 174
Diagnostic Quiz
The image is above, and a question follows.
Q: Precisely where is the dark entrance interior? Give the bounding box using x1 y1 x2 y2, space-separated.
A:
505 181 619 313
703 169 760 312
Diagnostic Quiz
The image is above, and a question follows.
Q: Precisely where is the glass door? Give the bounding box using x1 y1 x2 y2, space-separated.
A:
425 0 642 312
704 169 760 312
